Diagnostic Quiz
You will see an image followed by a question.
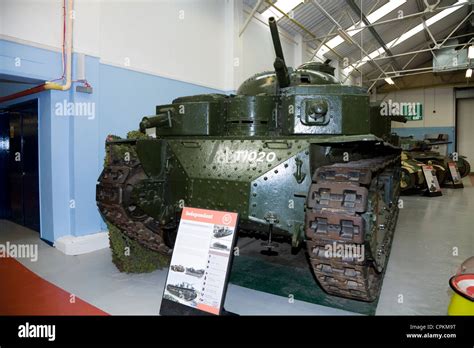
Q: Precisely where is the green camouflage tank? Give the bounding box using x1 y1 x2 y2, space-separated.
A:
97 17 403 302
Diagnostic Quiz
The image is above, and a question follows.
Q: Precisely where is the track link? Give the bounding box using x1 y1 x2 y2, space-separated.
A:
96 141 171 254
305 155 400 301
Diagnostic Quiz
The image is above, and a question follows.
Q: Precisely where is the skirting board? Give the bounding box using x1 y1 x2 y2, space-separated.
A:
54 232 109 256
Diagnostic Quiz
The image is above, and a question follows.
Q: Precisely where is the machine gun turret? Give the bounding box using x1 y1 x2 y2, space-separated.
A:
139 110 173 132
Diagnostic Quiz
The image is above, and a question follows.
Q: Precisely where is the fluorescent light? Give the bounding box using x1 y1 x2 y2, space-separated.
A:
466 68 473 78
344 0 468 76
366 0 407 23
261 0 304 20
317 0 406 56
468 46 474 59
385 77 395 84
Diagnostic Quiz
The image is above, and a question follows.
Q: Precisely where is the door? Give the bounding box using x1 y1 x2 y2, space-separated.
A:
21 113 40 231
457 98 474 174
3 101 40 232
0 112 10 219
8 112 23 225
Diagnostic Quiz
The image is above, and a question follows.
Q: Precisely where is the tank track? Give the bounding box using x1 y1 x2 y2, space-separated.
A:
305 154 401 301
96 142 171 255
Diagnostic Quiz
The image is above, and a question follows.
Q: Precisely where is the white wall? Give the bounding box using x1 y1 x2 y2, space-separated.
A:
240 14 297 88
1 0 63 50
385 87 455 129
457 98 474 167
99 0 227 90
1 0 301 91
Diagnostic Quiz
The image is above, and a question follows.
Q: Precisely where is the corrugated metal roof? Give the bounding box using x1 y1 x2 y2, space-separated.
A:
279 0 386 43
244 0 472 84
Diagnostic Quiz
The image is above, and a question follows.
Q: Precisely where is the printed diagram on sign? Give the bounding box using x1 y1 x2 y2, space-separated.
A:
165 282 198 302
185 267 205 278
213 225 233 239
210 241 230 252
170 264 184 272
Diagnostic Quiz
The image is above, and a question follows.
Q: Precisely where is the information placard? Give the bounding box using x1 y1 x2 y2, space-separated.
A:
447 161 464 188
421 165 442 196
160 207 238 315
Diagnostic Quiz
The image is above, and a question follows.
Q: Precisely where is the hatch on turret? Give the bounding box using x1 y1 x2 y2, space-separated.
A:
237 63 340 96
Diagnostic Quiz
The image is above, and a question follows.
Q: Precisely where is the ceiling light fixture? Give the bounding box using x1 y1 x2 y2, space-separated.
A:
468 45 474 59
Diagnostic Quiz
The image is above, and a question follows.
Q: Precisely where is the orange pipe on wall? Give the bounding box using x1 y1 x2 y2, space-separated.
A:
0 84 47 104
0 0 74 104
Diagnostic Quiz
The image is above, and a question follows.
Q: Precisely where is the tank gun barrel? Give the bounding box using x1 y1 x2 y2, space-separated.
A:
139 110 173 132
390 116 408 123
269 17 290 89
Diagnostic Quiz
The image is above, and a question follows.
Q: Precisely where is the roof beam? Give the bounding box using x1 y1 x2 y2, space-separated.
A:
370 36 474 61
343 0 470 77
345 0 402 71
416 0 436 44
310 0 392 83
239 0 265 36
439 10 473 47
302 4 466 43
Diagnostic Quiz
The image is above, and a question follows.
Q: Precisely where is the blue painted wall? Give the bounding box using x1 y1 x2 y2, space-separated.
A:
97 64 221 175
1 38 222 242
0 40 63 81
392 127 455 154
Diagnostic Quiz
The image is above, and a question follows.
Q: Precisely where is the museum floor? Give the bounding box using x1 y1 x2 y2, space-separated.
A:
1 176 473 316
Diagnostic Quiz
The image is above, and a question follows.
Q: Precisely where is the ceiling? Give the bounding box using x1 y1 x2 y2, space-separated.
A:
243 0 473 88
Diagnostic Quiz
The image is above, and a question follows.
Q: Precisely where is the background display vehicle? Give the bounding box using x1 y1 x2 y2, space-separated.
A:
400 136 471 179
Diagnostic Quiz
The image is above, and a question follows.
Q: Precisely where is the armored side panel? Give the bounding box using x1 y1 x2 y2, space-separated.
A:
369 103 391 139
224 96 277 136
280 85 370 135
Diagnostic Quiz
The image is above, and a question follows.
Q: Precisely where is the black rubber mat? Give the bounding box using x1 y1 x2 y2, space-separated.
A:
229 237 378 315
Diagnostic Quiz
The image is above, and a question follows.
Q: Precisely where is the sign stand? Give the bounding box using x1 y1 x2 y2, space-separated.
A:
443 161 464 189
159 207 239 316
421 165 442 197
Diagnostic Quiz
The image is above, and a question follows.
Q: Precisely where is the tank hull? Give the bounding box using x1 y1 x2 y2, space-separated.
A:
97 134 401 301
98 135 398 243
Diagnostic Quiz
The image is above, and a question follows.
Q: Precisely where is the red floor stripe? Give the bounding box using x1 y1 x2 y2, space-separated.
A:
0 257 108 315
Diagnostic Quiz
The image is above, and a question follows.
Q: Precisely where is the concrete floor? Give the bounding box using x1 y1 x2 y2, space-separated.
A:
0 177 472 315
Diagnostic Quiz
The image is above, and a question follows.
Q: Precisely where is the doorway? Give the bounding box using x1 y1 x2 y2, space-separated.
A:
0 100 40 232
456 97 474 175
